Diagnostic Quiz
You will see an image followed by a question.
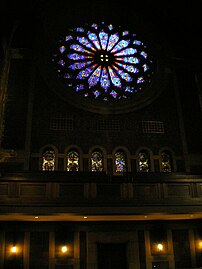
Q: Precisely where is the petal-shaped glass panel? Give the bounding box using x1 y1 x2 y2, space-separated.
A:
115 48 137 56
107 33 119 51
99 30 108 50
111 40 130 53
108 66 121 88
88 66 102 87
77 36 96 51
87 32 101 50
100 67 110 90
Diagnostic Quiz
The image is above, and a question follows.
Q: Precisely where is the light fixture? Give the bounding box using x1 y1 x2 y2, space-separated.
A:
156 243 164 252
10 246 17 254
197 240 202 249
61 245 68 253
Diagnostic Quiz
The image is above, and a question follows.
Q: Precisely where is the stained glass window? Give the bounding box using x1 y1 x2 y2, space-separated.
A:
52 22 154 102
42 148 55 171
91 151 103 171
138 151 149 172
115 151 126 172
161 151 172 172
67 150 79 171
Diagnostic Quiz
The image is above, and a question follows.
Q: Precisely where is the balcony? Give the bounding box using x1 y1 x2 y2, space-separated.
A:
0 171 202 221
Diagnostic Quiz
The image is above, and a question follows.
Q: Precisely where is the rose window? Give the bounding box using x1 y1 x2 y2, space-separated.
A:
52 22 154 102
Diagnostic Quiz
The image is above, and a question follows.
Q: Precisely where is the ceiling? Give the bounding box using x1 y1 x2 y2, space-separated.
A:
1 0 202 60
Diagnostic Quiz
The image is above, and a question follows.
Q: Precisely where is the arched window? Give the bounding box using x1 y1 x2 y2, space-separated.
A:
138 150 150 172
67 150 79 171
91 151 103 172
42 148 55 171
161 151 172 172
115 151 126 173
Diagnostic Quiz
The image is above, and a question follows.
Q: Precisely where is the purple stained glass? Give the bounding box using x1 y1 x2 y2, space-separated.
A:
53 21 154 101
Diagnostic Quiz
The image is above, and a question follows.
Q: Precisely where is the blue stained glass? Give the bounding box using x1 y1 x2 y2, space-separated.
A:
137 77 144 83
122 31 129 36
113 66 133 82
69 61 91 70
108 67 121 87
59 46 66 53
91 23 98 29
87 32 101 49
107 33 119 51
88 66 102 87
76 27 84 32
93 90 100 98
115 151 126 172
118 56 139 64
116 62 139 73
143 64 149 71
125 86 134 92
99 30 108 50
133 40 142 45
77 64 97 79
53 21 154 101
65 35 73 41
64 73 72 79
108 24 113 30
110 90 118 98
115 48 137 56
68 53 84 60
100 67 110 90
70 44 88 53
111 40 130 53
76 84 85 91
58 60 65 66
77 36 96 51
140 51 147 58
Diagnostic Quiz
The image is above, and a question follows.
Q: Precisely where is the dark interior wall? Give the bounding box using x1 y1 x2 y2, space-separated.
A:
30 70 183 156
2 58 30 149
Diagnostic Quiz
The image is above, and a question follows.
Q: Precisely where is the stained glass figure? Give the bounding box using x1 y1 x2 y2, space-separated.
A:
138 151 149 172
91 151 103 171
67 150 79 171
53 22 154 102
42 149 55 171
161 151 172 172
115 151 126 172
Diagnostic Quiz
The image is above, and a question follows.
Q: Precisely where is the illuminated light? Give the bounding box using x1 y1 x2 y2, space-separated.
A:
61 246 68 253
157 243 164 251
34 216 39 219
198 240 202 249
11 246 17 253
84 216 88 219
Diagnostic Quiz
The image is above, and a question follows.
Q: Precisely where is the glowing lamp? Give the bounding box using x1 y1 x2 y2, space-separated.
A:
61 245 68 253
157 243 164 251
11 246 17 253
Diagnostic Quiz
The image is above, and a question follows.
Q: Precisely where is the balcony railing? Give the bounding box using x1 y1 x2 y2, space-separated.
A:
0 171 202 217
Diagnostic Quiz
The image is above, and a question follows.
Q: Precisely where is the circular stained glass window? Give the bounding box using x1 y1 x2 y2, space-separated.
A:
52 22 154 102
